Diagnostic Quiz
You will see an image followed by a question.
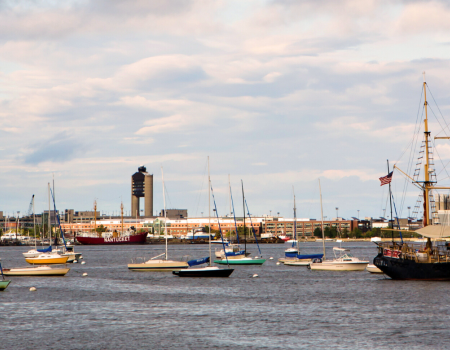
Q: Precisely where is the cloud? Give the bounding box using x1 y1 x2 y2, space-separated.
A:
23 132 84 164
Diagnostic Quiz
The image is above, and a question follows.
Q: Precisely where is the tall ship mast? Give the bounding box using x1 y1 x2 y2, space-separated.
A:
374 75 450 280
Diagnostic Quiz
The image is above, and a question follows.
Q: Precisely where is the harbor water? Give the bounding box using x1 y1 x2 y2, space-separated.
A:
1 242 449 349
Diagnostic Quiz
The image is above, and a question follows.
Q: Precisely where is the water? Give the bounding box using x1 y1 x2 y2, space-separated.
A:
1 242 449 349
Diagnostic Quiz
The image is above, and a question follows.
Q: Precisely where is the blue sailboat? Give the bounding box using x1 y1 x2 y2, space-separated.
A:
281 188 323 265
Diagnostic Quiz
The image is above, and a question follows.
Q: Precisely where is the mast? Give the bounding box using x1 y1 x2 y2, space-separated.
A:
319 179 325 260
48 183 51 247
208 156 212 266
228 174 232 241
94 200 97 236
387 160 394 242
242 180 246 255
121 202 124 235
423 72 431 226
162 166 168 260
293 186 298 254
32 195 36 251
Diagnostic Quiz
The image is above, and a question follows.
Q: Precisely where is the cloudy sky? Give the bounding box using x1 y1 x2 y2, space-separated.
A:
2 0 450 220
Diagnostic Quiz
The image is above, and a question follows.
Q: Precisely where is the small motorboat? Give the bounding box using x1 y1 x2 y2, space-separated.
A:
309 247 369 271
366 264 383 274
2 265 70 276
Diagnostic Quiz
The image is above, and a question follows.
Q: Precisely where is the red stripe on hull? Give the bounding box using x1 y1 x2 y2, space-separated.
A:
76 232 147 245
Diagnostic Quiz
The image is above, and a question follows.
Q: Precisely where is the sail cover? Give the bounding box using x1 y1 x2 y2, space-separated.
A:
187 257 210 267
415 225 450 239
37 246 52 253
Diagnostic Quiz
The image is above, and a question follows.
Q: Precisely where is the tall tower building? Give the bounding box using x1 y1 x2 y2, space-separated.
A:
131 166 153 217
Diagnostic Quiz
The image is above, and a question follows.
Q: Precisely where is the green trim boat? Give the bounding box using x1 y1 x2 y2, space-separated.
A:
0 261 11 291
214 258 266 265
0 280 11 291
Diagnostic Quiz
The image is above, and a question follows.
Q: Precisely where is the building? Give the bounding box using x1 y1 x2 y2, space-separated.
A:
159 209 188 219
131 166 153 217
263 218 358 237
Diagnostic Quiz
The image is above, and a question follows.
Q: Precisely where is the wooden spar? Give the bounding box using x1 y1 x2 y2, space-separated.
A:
423 73 431 226
208 156 212 266
393 165 424 190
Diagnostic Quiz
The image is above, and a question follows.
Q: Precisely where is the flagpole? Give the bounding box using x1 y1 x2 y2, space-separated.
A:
387 159 394 242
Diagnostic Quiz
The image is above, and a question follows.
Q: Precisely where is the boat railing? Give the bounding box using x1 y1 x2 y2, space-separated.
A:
130 257 147 264
377 241 450 263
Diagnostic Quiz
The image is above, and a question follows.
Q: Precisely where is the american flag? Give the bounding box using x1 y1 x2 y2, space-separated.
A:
379 171 393 186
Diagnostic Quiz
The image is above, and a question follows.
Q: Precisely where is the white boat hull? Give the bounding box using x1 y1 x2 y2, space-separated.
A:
3 266 70 276
366 264 383 274
128 260 189 272
309 261 369 271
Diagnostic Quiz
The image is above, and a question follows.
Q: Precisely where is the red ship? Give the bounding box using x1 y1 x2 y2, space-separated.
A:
76 231 148 245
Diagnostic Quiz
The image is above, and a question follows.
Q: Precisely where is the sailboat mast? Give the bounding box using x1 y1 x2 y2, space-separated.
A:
387 160 394 240
94 200 97 235
208 156 212 266
48 183 51 246
162 166 168 260
228 174 232 242
32 195 36 250
121 202 124 235
293 186 298 254
319 179 325 260
423 72 431 226
242 180 246 255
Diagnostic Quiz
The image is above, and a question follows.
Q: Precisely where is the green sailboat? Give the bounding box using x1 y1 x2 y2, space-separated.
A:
214 180 266 266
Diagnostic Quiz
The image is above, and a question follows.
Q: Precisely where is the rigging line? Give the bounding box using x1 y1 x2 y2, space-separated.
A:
432 139 450 182
394 86 424 166
194 159 208 217
427 83 450 137
163 182 173 211
428 104 448 137
399 104 425 215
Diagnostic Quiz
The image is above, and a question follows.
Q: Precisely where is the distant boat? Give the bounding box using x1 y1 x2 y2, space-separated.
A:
3 265 70 276
76 231 147 245
0 261 11 291
309 247 369 271
173 157 233 278
366 264 383 274
370 237 382 242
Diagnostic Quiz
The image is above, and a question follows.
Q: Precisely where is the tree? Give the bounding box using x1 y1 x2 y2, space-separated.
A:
342 228 349 238
351 228 363 238
314 227 322 238
95 225 107 234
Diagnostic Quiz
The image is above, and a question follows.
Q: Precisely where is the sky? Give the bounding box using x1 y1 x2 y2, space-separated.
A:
2 0 450 221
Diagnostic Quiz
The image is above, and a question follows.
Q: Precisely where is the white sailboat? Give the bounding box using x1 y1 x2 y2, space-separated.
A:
308 179 368 271
128 167 189 272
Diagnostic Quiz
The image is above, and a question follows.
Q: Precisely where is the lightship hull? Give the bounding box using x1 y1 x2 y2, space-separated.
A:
76 232 147 245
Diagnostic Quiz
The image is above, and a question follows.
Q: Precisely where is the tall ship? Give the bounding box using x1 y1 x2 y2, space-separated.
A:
374 75 450 280
76 202 148 245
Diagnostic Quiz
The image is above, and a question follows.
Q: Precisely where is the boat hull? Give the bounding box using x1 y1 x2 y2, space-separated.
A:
128 261 189 272
309 261 368 271
366 264 383 274
173 267 234 277
3 267 70 276
25 256 69 265
0 280 11 290
76 232 147 245
374 255 450 280
213 258 266 265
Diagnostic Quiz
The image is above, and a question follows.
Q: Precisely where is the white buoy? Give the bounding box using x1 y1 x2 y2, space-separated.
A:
276 262 281 265
81 261 86 265
30 287 37 292
252 274 259 278
255 256 258 259
82 273 88 277
269 257 274 260
73 260 78 263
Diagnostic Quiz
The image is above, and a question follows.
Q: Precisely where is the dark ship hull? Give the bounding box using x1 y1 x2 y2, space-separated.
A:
374 254 450 280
